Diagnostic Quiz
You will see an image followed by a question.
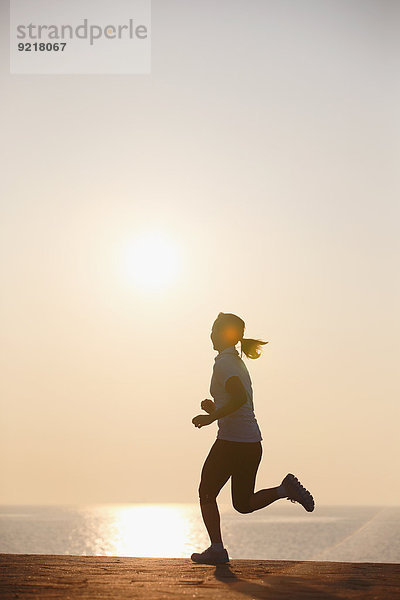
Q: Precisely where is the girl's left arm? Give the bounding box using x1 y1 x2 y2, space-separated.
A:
192 376 247 428
210 376 247 420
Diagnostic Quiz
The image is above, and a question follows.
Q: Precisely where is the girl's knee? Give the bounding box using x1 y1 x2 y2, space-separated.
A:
198 484 217 505
233 499 253 514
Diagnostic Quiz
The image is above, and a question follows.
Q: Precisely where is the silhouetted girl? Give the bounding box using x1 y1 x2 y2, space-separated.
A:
191 312 314 564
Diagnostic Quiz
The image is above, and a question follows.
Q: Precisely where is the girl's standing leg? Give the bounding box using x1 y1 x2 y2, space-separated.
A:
200 500 223 543
198 440 233 545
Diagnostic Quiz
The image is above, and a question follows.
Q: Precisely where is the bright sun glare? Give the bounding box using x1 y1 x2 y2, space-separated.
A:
120 231 181 291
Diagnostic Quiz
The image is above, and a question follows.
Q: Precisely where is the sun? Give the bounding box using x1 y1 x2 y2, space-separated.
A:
120 231 181 291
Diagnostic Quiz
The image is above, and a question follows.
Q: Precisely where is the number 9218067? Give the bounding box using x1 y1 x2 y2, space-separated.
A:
18 42 67 51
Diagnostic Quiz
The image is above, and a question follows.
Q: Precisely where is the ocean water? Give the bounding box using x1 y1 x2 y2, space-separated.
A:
0 503 399 563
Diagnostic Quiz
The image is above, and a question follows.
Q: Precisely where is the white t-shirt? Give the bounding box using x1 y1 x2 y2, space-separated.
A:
210 345 263 442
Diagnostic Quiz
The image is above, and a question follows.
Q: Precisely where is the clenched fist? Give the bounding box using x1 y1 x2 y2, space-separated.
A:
192 414 214 428
201 398 216 414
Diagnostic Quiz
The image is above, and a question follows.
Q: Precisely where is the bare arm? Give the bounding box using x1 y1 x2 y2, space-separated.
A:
208 376 247 422
192 376 248 429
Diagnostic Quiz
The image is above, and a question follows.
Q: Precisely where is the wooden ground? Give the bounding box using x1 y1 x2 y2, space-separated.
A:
1 554 399 599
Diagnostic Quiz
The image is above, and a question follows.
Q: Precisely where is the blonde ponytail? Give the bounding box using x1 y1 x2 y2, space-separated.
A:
240 337 268 359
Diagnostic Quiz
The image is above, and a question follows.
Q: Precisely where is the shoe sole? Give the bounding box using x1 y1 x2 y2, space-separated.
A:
191 558 229 565
191 553 229 565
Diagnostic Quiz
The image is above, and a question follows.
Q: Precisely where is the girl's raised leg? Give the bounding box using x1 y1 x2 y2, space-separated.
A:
248 486 282 511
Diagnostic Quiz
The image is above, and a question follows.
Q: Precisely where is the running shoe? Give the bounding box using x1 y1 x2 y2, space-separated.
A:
191 546 229 565
281 473 315 512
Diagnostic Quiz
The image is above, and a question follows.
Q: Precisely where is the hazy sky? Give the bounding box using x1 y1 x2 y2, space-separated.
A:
1 0 399 506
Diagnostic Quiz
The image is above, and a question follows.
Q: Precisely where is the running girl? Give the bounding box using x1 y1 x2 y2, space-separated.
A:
191 312 314 564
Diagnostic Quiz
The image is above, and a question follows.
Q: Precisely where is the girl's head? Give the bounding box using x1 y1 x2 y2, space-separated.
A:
211 312 268 359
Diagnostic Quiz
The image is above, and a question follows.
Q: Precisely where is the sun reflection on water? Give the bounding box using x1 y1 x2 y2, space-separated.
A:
89 504 206 558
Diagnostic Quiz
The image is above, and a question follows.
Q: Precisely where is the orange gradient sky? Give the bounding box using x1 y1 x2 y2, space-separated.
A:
1 0 399 506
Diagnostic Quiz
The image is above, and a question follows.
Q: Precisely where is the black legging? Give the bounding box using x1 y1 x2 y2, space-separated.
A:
198 438 262 514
